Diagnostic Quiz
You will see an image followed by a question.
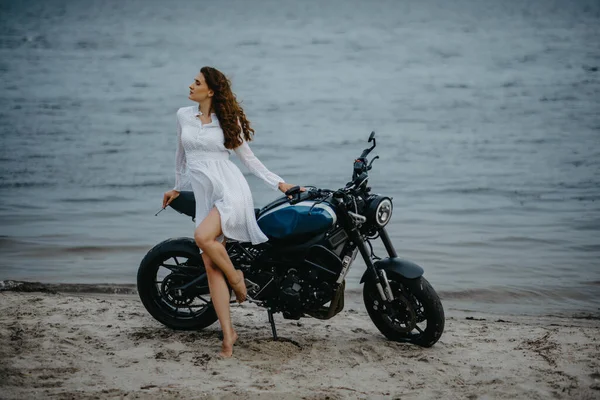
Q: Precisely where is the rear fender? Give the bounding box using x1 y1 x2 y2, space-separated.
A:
359 257 424 283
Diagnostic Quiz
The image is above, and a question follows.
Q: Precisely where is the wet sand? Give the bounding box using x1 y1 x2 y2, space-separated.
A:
1 283 599 399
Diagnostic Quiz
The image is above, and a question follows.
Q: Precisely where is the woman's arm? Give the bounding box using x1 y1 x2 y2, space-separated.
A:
173 110 187 191
233 138 284 191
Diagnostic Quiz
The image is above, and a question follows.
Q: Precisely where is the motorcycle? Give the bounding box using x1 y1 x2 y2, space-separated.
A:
137 131 444 347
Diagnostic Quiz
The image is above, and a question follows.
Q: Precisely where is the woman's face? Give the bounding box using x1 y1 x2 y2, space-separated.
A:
188 73 213 103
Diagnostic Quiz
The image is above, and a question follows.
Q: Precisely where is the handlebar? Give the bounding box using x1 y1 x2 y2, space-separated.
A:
284 185 302 196
289 132 378 206
287 185 323 205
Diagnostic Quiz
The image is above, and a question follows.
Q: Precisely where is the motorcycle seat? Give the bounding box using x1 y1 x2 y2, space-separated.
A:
169 191 260 219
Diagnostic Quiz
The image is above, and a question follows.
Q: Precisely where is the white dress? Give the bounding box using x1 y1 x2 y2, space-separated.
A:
173 105 284 245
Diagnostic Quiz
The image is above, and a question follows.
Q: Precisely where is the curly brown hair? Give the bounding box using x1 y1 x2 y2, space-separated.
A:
200 66 254 150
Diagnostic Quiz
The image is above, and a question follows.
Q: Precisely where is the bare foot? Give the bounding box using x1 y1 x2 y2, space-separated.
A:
229 270 247 303
218 331 239 358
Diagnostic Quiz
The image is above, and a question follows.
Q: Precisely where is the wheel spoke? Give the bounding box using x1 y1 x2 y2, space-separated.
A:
160 264 205 276
196 295 211 304
414 325 424 334
173 257 180 265
189 301 209 308
161 263 179 271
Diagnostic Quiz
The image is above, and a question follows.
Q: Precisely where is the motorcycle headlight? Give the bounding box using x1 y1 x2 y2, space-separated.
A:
367 196 393 227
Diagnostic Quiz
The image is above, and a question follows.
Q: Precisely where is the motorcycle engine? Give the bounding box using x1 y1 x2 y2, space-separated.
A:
278 268 332 320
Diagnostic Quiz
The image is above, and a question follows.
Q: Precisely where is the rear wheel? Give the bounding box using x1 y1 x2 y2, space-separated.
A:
363 276 444 347
137 238 218 330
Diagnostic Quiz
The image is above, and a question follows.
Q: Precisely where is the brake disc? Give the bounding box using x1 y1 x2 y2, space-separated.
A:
383 294 417 333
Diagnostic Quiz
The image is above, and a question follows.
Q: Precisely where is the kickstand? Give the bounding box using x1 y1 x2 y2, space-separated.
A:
267 309 278 341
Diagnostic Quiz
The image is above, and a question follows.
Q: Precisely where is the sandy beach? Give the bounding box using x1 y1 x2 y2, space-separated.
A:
0 282 598 399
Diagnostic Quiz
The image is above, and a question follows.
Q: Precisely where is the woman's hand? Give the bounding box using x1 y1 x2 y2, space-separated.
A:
278 182 306 199
162 190 180 209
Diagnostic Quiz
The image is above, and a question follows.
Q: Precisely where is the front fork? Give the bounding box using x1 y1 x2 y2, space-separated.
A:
335 195 397 303
350 226 396 303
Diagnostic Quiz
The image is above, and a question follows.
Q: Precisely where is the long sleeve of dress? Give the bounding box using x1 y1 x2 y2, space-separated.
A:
173 111 187 191
234 138 284 191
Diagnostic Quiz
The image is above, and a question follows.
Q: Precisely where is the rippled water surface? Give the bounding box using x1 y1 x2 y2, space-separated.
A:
1 0 599 315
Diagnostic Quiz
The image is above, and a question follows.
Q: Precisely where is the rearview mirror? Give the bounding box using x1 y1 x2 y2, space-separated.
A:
368 131 376 142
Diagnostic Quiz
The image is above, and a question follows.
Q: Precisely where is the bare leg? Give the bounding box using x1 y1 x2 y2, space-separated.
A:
195 207 245 357
194 207 246 303
202 239 238 358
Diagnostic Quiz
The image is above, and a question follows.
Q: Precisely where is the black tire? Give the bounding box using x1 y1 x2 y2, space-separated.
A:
363 276 444 347
137 237 218 330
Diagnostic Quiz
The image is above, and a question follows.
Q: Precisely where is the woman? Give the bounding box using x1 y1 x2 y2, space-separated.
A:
162 66 303 358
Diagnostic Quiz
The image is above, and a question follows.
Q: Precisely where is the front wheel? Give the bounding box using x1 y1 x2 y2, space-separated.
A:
363 276 444 347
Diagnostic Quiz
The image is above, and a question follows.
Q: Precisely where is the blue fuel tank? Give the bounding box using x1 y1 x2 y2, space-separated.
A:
257 200 337 241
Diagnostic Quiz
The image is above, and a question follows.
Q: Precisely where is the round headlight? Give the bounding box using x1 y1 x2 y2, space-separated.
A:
366 195 393 227
375 198 393 226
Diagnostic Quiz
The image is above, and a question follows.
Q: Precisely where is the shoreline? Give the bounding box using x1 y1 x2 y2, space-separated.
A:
1 285 599 399
1 279 598 320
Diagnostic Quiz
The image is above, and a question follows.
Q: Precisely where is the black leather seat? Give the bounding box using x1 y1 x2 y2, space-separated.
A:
168 191 196 218
169 191 261 220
